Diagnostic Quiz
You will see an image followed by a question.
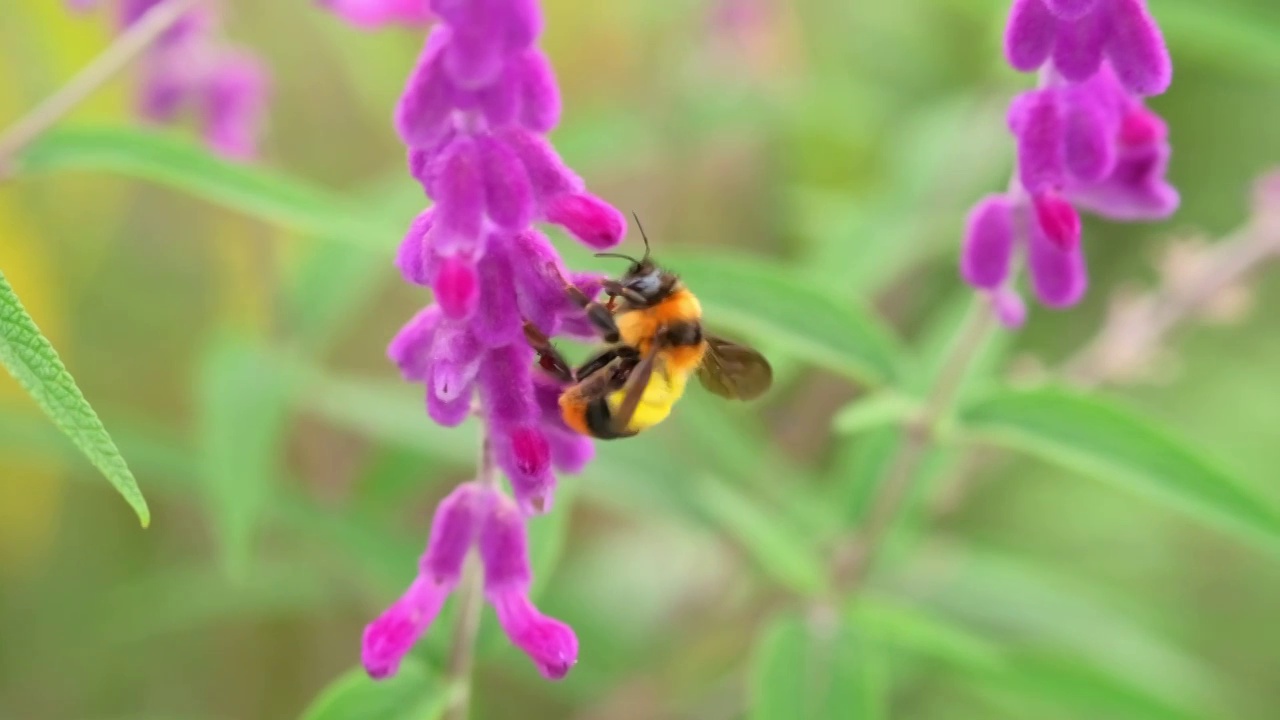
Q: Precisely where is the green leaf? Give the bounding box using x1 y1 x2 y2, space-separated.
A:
301 659 458 720
666 253 907 385
17 126 397 250
198 338 294 576
0 270 149 525
694 476 828 597
959 386 1280 551
833 391 919 435
749 609 885 720
850 596 1006 677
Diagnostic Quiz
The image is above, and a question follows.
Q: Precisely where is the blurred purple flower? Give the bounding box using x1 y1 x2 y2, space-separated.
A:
351 0 624 682
964 0 1177 323
69 0 271 159
1005 0 1171 96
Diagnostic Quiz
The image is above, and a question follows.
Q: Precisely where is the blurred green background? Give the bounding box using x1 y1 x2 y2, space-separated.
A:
3 0 1280 718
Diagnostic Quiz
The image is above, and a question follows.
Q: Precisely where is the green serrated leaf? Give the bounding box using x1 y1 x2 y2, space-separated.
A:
0 270 149 525
959 386 1280 551
300 659 457 720
666 253 907 385
693 476 827 597
749 609 885 720
17 126 397 251
198 338 294 576
833 391 919 435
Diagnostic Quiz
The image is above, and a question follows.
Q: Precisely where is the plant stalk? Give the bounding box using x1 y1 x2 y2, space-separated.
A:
443 436 496 720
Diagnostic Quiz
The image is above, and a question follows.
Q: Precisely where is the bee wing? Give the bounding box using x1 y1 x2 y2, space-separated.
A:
610 345 659 434
697 335 773 400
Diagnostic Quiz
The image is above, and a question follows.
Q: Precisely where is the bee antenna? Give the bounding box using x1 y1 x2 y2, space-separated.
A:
631 211 651 263
594 252 639 264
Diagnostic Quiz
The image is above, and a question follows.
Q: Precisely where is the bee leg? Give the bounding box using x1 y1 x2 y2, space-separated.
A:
558 281 621 342
522 321 574 383
574 345 639 382
600 280 649 307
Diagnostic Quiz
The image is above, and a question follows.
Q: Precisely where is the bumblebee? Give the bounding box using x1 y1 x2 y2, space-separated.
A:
525 216 772 439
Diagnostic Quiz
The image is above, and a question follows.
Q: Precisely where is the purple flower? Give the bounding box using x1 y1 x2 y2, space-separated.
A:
1005 0 1171 96
318 0 433 29
361 483 577 680
964 0 1178 323
69 1 271 160
356 0 624 681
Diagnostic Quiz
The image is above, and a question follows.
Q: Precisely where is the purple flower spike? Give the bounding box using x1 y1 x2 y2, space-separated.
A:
961 195 1016 290
481 496 578 678
361 0 613 682
320 0 433 30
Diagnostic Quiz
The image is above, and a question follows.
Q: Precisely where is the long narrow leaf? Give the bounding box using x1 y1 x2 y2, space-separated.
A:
960 386 1280 551
0 270 149 525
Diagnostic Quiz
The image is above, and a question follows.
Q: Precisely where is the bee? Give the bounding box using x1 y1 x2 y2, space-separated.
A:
525 215 773 439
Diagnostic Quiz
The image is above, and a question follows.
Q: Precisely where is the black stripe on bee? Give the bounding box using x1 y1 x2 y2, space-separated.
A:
586 397 630 440
661 320 703 347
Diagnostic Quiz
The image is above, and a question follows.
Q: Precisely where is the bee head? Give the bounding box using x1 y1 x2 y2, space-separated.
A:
594 211 668 299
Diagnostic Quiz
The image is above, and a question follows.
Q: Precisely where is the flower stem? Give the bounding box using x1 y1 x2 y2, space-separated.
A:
832 302 994 595
0 0 199 167
444 436 496 720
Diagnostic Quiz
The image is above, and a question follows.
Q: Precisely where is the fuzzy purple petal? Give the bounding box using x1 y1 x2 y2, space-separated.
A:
1062 94 1116 184
1005 0 1057 72
1014 90 1066 194
431 137 487 254
478 135 535 230
426 371 475 426
1027 222 1088 307
543 193 627 249
320 0 433 29
489 589 578 680
362 576 451 679
388 306 443 381
396 209 436 286
396 29 455 148
495 128 584 204
478 491 533 587
444 28 505 89
1042 0 1100 20
477 63 521 127
989 286 1028 328
1031 191 1082 251
960 195 1016 290
494 426 556 514
546 430 593 473
432 254 480 320
515 50 561 133
420 482 486 581
1103 0 1172 96
473 242 524 347
477 344 538 428
1051 9 1106 82
1068 141 1179 221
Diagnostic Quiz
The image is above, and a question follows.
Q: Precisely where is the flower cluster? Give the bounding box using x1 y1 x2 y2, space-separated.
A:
324 0 627 681
961 0 1177 325
67 0 270 159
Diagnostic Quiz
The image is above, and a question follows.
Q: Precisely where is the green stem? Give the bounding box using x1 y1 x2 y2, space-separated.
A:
0 0 199 167
443 436 496 720
833 302 994 595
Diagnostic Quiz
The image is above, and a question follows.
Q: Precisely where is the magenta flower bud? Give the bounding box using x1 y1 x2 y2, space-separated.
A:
388 306 443 381
421 482 486 581
477 344 538 428
320 0 433 29
1118 105 1166 147
495 128 584 201
1031 191 1082 251
427 376 474 426
1005 0 1056 72
960 195 1016 290
396 209 435 286
362 576 450 679
1062 94 1116 184
433 255 480 320
396 29 455 148
477 65 520 126
989 286 1028 328
478 492 532 588
1067 139 1179 221
490 590 579 679
495 426 554 514
515 50 561 133
478 135 535 231
474 244 523 346
1027 220 1088 307
1051 10 1106 82
544 193 627 249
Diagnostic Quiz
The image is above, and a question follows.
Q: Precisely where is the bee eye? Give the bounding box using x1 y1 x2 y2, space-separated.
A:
629 263 641 275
